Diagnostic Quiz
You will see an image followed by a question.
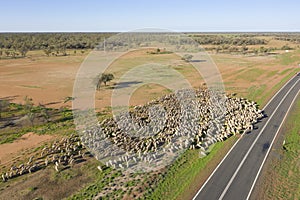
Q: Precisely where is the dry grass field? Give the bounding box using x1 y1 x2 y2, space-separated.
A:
0 34 299 199
1 47 299 110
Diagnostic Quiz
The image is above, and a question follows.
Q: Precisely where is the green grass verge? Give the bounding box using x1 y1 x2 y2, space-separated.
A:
68 168 121 200
260 68 300 107
258 98 300 200
144 136 237 200
246 84 267 106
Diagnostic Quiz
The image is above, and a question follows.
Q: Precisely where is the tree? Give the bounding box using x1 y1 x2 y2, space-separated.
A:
5 50 10 57
259 46 269 54
11 51 17 58
39 103 50 122
0 100 9 119
242 45 248 54
97 73 114 89
281 45 292 50
43 48 52 56
182 54 193 62
18 44 29 57
24 96 35 126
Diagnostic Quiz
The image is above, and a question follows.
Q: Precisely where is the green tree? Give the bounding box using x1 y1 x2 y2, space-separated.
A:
97 73 114 89
259 46 268 53
0 100 9 118
182 54 193 62
281 45 292 50
5 50 10 57
24 96 35 126
39 103 50 122
242 45 248 54
18 44 29 57
43 48 52 56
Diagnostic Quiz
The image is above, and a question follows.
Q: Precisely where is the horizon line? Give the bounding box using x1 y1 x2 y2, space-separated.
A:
1 30 300 33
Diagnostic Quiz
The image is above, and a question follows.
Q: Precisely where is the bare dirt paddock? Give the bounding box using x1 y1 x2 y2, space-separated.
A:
0 52 84 108
0 49 299 110
0 132 54 165
0 49 298 167
0 48 299 199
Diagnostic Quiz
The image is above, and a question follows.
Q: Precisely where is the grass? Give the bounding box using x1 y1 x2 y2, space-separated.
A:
260 68 300 107
19 85 42 89
266 70 278 78
64 135 239 200
237 68 266 82
279 68 294 76
244 67 300 107
144 136 238 200
0 102 75 144
140 54 299 199
246 84 267 105
0 130 25 144
277 49 300 65
68 168 119 200
0 47 299 199
256 98 300 200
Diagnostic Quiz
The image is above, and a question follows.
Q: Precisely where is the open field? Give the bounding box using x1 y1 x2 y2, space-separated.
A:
0 132 54 164
0 50 88 109
0 33 300 199
1 48 299 110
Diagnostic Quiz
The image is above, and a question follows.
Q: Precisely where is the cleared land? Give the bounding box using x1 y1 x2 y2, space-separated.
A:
0 132 54 164
0 34 299 199
1 49 299 109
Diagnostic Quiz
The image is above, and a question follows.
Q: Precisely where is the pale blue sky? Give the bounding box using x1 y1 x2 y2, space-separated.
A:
1 0 299 32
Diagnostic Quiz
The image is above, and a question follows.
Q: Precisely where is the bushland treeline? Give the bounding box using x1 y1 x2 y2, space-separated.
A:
0 32 299 58
0 32 113 58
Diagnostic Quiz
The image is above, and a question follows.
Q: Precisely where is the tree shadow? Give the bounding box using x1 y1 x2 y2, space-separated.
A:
44 101 61 106
113 81 143 89
0 95 19 101
190 59 207 63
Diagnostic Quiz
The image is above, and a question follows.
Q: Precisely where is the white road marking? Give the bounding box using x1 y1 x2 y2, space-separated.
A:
192 74 298 200
218 78 300 200
245 88 300 200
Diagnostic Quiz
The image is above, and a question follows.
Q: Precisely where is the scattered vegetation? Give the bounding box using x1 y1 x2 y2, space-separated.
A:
0 97 75 144
1 33 300 59
147 48 173 55
144 138 236 200
0 33 112 58
0 32 299 200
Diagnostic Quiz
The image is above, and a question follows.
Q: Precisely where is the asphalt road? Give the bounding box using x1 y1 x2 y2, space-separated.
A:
193 73 300 200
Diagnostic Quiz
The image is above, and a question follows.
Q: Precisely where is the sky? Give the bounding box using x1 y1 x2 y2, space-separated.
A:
1 0 300 32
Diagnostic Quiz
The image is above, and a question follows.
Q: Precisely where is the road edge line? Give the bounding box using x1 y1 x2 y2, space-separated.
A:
245 88 300 200
192 74 297 200
218 78 300 200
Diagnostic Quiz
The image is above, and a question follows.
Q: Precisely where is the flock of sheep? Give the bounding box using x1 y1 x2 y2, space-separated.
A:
1 134 89 182
81 88 264 172
2 87 264 179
